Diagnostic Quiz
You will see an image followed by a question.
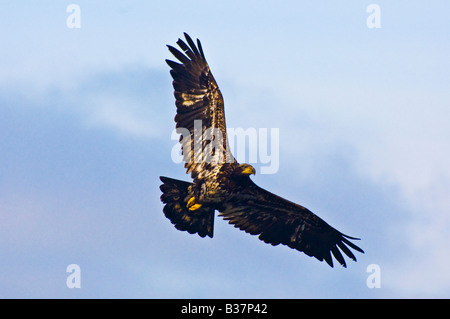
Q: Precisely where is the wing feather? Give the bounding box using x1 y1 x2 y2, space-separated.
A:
167 45 191 65
219 181 364 267
183 33 202 58
166 33 235 182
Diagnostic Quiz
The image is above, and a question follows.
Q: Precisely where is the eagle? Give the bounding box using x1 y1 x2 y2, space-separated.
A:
160 33 364 268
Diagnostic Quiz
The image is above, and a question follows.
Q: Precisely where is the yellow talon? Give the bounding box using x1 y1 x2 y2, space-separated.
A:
187 196 196 207
189 203 202 211
187 197 202 211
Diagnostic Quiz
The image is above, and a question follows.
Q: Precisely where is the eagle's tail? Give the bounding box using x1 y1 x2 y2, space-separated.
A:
159 176 215 238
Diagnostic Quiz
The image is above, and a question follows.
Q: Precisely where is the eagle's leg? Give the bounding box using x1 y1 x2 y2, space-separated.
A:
187 196 202 211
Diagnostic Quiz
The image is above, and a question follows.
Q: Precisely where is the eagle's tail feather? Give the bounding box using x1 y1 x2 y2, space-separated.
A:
159 176 215 238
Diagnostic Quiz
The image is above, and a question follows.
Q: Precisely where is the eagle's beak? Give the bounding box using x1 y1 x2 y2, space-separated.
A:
242 166 256 175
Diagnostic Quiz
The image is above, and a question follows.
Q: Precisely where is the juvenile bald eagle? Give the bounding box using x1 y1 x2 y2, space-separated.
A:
160 33 364 268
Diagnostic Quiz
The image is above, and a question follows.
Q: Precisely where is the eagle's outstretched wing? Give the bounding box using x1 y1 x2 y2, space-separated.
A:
166 33 234 182
219 180 364 267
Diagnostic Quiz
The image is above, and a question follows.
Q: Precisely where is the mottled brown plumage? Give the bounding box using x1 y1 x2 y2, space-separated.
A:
160 33 364 267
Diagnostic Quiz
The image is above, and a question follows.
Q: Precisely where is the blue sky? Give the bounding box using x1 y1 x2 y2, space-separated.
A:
1 1 450 298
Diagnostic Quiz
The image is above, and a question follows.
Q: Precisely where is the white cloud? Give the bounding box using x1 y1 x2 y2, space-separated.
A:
84 94 158 139
1 65 172 141
2 0 450 298
226 67 450 296
288 84 450 296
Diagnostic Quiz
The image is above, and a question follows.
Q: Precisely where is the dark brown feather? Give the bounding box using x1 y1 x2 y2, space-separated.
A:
160 176 214 238
166 33 234 182
218 180 364 267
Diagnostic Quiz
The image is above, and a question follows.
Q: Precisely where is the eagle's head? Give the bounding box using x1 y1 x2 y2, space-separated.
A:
235 163 256 176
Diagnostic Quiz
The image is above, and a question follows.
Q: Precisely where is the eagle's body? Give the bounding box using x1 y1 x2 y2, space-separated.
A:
160 33 364 268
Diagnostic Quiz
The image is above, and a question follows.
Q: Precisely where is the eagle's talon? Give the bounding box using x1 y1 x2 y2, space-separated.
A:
187 196 202 211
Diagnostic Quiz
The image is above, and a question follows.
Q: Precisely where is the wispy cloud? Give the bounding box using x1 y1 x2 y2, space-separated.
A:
2 1 450 298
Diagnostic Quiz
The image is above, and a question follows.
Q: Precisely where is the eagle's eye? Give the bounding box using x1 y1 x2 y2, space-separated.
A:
238 164 256 176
